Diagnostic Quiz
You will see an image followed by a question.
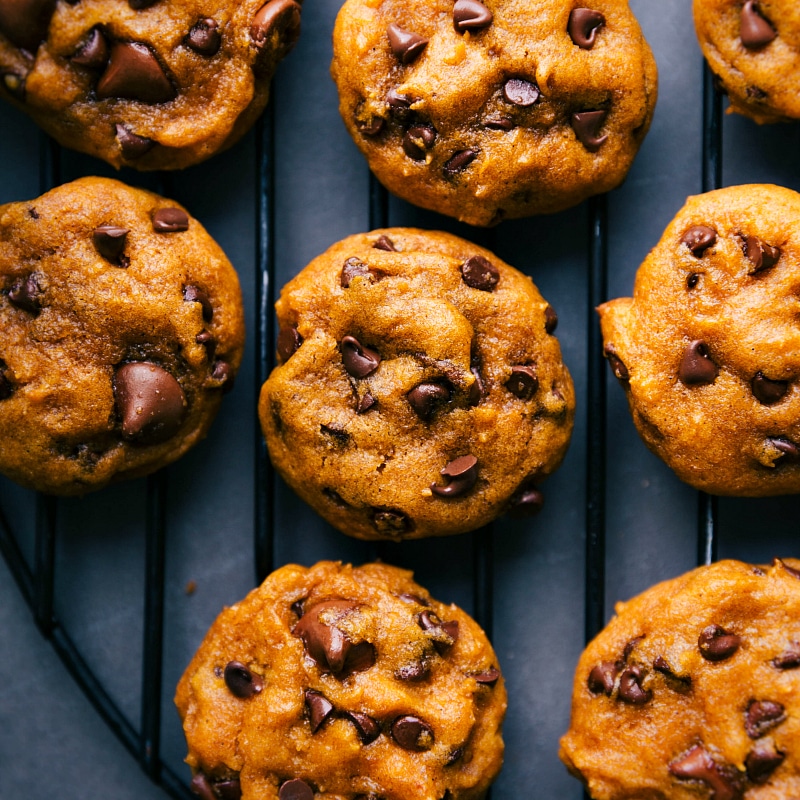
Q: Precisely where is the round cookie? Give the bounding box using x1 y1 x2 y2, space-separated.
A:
258 228 575 540
0 0 302 170
330 0 658 226
559 557 800 799
693 0 800 124
175 560 506 800
0 176 245 495
599 184 800 496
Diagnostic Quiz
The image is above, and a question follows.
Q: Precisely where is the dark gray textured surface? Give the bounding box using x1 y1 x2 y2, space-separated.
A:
2 1 800 798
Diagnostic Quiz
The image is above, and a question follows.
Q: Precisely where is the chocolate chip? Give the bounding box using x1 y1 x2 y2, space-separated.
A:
185 18 221 56
340 335 381 378
776 556 800 578
453 0 492 32
390 715 434 751
604 347 629 382
213 780 242 800
357 392 376 413
746 742 785 784
342 711 380 744
357 116 384 136
773 647 800 669
474 667 500 686
190 772 217 800
571 110 608 152
460 255 499 291
588 661 621 695
622 635 645 661
0 361 13 400
443 148 478 176
506 366 538 400
503 78 540 107
305 689 335 733
372 507 410 536
431 454 479 498
403 123 436 160
373 235 396 252
2 72 25 100
321 424 350 447
544 305 558 334
751 372 788 405
687 273 701 289
681 225 717 255
407 382 450 420
293 600 376 677
386 88 412 118
340 257 371 287
8 273 42 314
113 362 186 443
387 23 428 64
468 364 486 405
568 8 605 48
746 85 768 100
618 665 652 705
446 747 465 765
698 625 741 661
669 745 744 800
129 0 158 8
277 325 302 363
115 124 156 159
71 27 109 69
770 437 800 464
93 226 129 263
279 779 314 800
741 0 776 49
484 115 515 131
0 0 56 52
251 0 302 54
211 360 234 391
745 700 786 739
224 661 264 699
183 285 213 322
396 659 431 682
679 340 718 386
96 41 175 104
508 482 544 518
399 593 429 606
745 235 780 273
653 656 691 687
152 207 189 232
418 610 459 654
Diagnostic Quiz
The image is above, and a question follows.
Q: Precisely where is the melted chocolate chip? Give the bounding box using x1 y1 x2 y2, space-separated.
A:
342 711 380 744
741 0 776 49
681 225 717 255
357 392 376 413
679 340 718 386
571 110 608 151
340 257 371 287
8 273 42 313
618 665 652 705
568 8 605 49
152 207 189 232
390 715 434 751
772 647 800 669
653 656 691 687
746 700 786 739
418 610 459 654
340 335 381 378
407 382 450 420
113 362 186 443
357 115 385 136
185 18 221 56
96 41 175 103
503 78 540 107
751 372 788 405
484 115 515 131
223 661 264 699
544 305 558 334
453 0 492 32
116 124 156 159
279 779 314 800
443 148 478 176
399 593 429 606
770 438 800 463
386 88 412 118
431 454 479 498
183 285 213 322
745 235 780 273
669 745 744 800
461 255 499 291
746 742 785 784
698 625 741 661
93 225 129 263
468 364 486 405
387 23 428 64
277 325 302 363
622 635 645 661
403 123 436 160
251 0 302 54
474 667 500 686
372 507 411 536
396 659 431 682
305 689 335 732
0 0 56 52
373 234 396 252
72 27 109 69
0 361 13 400
506 366 538 400
604 347 629 382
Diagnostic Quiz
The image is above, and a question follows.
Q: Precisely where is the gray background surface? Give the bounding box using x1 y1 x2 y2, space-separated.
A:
2 1 800 798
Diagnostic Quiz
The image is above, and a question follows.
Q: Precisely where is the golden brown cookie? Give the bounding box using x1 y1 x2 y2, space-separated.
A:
560 557 800 800
0 176 245 495
175 560 506 800
0 0 302 170
258 228 575 540
693 0 800 124
330 0 658 226
599 184 800 496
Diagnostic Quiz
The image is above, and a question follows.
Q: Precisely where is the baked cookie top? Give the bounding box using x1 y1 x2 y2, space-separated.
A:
693 0 800 123
258 228 575 540
0 176 245 495
560 557 800 800
175 560 506 800
599 184 800 496
0 0 302 169
331 0 657 226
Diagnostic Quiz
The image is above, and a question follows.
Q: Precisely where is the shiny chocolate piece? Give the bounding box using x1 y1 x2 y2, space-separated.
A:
745 699 786 739
386 88 412 118
114 362 186 443
698 624 741 661
93 225 129 263
372 507 411 536
277 325 302 363
8 273 42 314
373 234 396 252
213 780 242 800
746 742 785 784
395 659 431 682
224 660 264 699
211 360 234 391
183 285 213 321
544 305 558 334
772 646 800 669
484 115 515 131
453 0 493 32
571 110 608 152
279 779 314 800
618 665 651 705
387 23 428 64
588 661 621 695
740 0 776 49
72 27 109 69
604 347 629 382
679 340 718 386
503 78 540 107
474 667 500 686
96 41 175 103
506 366 538 400
745 235 780 273
431 454 479 497
0 361 13 400
251 0 302 54
407 382 450 420
340 335 381 378
403 123 436 160
681 225 717 255
305 689 335 732
357 392 376 413
686 272 701 289
751 372 788 405
508 481 544 518
568 8 605 49
390 715 434 751
185 18 221 56
340 256 371 287
342 711 380 744
771 437 800 464
460 254 499 291
669 745 744 800
418 610 459 654
152 207 189 232
468 364 486 405
115 124 156 159
0 0 56 52
357 115 384 136
190 772 217 800
443 148 478 176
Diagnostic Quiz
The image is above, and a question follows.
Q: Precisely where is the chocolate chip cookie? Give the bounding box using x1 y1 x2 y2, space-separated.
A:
331 0 658 226
0 0 302 170
599 184 800 496
258 228 575 540
0 176 245 495
560 557 800 799
175 560 506 800
694 0 800 124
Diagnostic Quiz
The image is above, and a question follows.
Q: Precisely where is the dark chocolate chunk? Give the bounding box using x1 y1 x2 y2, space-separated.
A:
0 0 56 52
468 364 486 405
418 610 459 654
357 392 376 414
277 325 302 363
407 382 450 420
604 347 629 382
251 0 302 54
185 18 221 56
679 340 718 386
2 72 25 100
568 8 605 49
116 124 156 159
484 115 515 131
622 635 645 661
8 273 42 314
503 78 540 107
773 646 800 669
373 234 396 252
588 661 621 695
340 335 381 378
224 661 264 699
770 437 800 463
751 372 788 405
399 593 429 606
453 0 493 32
372 507 411 536
687 272 701 289
305 689 335 733
618 665 652 705
446 747 465 765
745 235 780 273
387 23 428 64
357 116 385 136
508 482 544 518
340 257 371 287
390 715 434 751
669 745 744 800
698 624 741 662
213 780 242 800
403 123 436 160
386 88 412 118
745 700 786 739
183 285 213 322
96 41 175 103
746 742 785 784
190 772 217 800
72 27 109 69
571 110 608 152
506 366 538 400
152 207 189 232
443 148 478 176
93 225 129 263
474 667 500 686
681 225 717 255
342 711 380 744
740 0 776 49
279 779 314 800
113 362 186 443
395 659 431 682
211 360 234 391
431 454 479 498
0 361 12 400
461 254 499 291
544 305 558 334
